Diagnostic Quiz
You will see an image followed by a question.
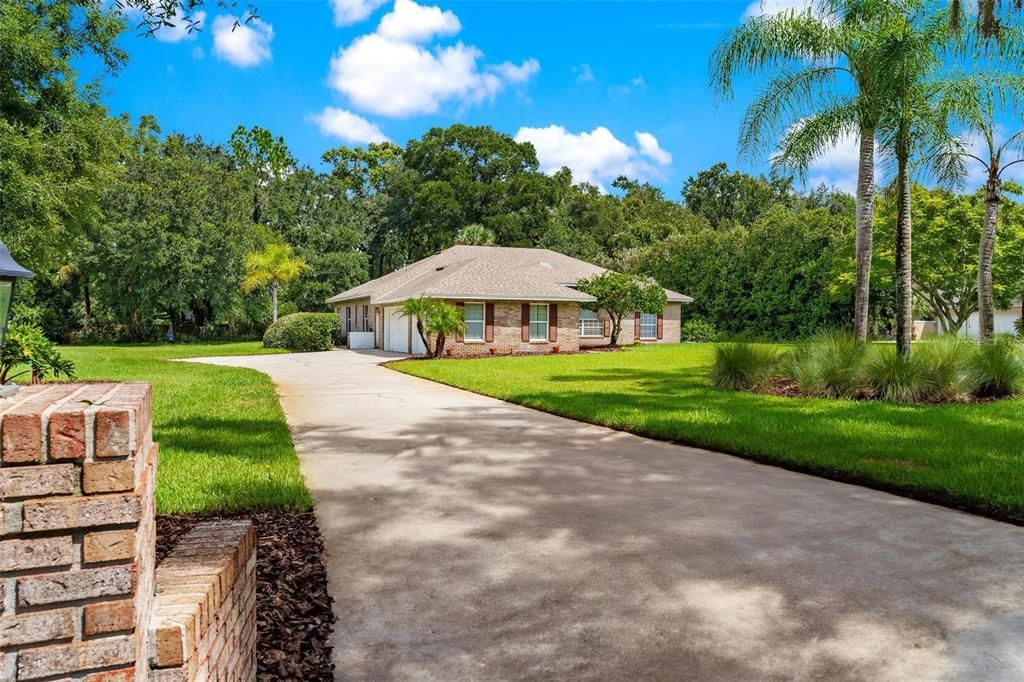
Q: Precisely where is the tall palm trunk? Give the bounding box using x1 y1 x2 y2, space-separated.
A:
977 171 1000 340
854 126 876 342
894 143 914 358
271 283 279 322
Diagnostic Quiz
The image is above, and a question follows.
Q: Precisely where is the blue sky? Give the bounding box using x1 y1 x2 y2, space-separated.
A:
98 0 873 195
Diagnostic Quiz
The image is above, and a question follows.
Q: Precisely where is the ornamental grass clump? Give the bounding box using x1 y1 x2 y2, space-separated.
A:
789 330 866 397
915 335 978 401
968 334 1024 398
710 342 783 390
860 346 934 403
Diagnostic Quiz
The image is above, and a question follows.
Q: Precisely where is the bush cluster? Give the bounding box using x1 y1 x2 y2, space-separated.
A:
710 343 784 390
263 313 340 352
681 317 719 343
711 331 1024 402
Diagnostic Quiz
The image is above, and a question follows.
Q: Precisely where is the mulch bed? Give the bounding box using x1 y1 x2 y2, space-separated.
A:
752 375 1003 403
157 510 336 681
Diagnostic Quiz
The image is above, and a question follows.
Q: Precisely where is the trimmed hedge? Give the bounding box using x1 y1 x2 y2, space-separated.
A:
263 313 340 352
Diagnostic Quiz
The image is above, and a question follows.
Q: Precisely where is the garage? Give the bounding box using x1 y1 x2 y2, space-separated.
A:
383 307 428 355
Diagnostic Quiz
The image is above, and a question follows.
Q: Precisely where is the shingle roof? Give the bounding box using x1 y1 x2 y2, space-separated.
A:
326 245 692 305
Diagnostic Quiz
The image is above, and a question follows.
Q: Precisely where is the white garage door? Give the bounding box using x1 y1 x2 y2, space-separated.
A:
383 307 429 356
384 307 409 353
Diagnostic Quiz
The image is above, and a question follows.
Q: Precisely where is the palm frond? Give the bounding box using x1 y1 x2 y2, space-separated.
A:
772 99 861 179
738 66 845 160
709 8 846 97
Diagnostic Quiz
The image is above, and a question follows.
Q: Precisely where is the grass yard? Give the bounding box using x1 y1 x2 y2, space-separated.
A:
58 343 311 515
392 343 1024 523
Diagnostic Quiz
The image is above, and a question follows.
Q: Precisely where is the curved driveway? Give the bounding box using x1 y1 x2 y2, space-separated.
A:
196 349 1024 681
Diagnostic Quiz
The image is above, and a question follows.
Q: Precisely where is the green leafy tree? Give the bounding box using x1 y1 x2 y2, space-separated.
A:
875 185 1024 333
577 271 668 346
229 125 294 225
241 244 308 323
96 123 259 339
680 163 794 228
261 167 369 311
0 0 128 272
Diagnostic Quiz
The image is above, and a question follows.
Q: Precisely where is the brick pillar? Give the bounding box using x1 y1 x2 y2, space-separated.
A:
0 383 156 682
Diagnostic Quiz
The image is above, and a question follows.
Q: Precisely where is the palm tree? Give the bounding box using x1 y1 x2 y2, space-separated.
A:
869 9 960 356
399 296 435 355
240 243 308 322
711 0 902 342
937 75 1024 339
455 224 496 246
399 296 463 357
423 302 464 357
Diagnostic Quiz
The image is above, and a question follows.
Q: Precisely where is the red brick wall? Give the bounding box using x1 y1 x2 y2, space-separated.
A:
149 521 256 682
0 384 257 682
441 301 582 357
0 383 155 682
578 303 683 348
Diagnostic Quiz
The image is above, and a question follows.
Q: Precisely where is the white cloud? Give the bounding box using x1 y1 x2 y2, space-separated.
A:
377 0 460 42
492 58 540 83
798 129 867 194
212 15 273 67
330 0 389 26
635 132 672 165
573 64 595 83
310 107 391 144
515 125 672 188
153 10 206 42
327 1 539 117
743 0 814 18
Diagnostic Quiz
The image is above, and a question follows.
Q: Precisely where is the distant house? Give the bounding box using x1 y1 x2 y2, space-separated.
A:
959 301 1022 338
326 245 691 356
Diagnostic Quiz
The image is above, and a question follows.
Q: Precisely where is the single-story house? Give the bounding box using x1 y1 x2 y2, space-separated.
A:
326 245 691 356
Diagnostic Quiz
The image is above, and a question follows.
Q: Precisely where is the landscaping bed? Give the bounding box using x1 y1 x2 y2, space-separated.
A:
158 511 335 681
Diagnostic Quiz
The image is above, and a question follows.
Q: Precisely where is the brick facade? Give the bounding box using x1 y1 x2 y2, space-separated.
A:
578 302 682 348
149 521 256 682
0 384 256 682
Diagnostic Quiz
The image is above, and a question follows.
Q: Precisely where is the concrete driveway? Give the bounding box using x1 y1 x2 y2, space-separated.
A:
196 349 1024 681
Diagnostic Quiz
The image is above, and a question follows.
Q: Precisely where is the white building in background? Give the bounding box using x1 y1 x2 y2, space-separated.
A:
959 301 1022 338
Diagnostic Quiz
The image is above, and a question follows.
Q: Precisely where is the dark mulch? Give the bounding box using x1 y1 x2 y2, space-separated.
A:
753 375 1004 403
157 510 336 681
753 376 803 397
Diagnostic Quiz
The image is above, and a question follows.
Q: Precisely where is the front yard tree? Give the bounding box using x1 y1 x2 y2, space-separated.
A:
399 297 463 358
241 244 308 323
577 272 667 347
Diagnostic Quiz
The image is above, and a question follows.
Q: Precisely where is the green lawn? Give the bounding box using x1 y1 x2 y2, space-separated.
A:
58 343 311 515
392 344 1024 523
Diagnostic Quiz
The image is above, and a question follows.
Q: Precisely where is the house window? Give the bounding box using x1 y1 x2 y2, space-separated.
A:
464 303 485 341
363 305 370 331
345 307 352 333
640 312 658 339
579 309 602 337
529 304 548 341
